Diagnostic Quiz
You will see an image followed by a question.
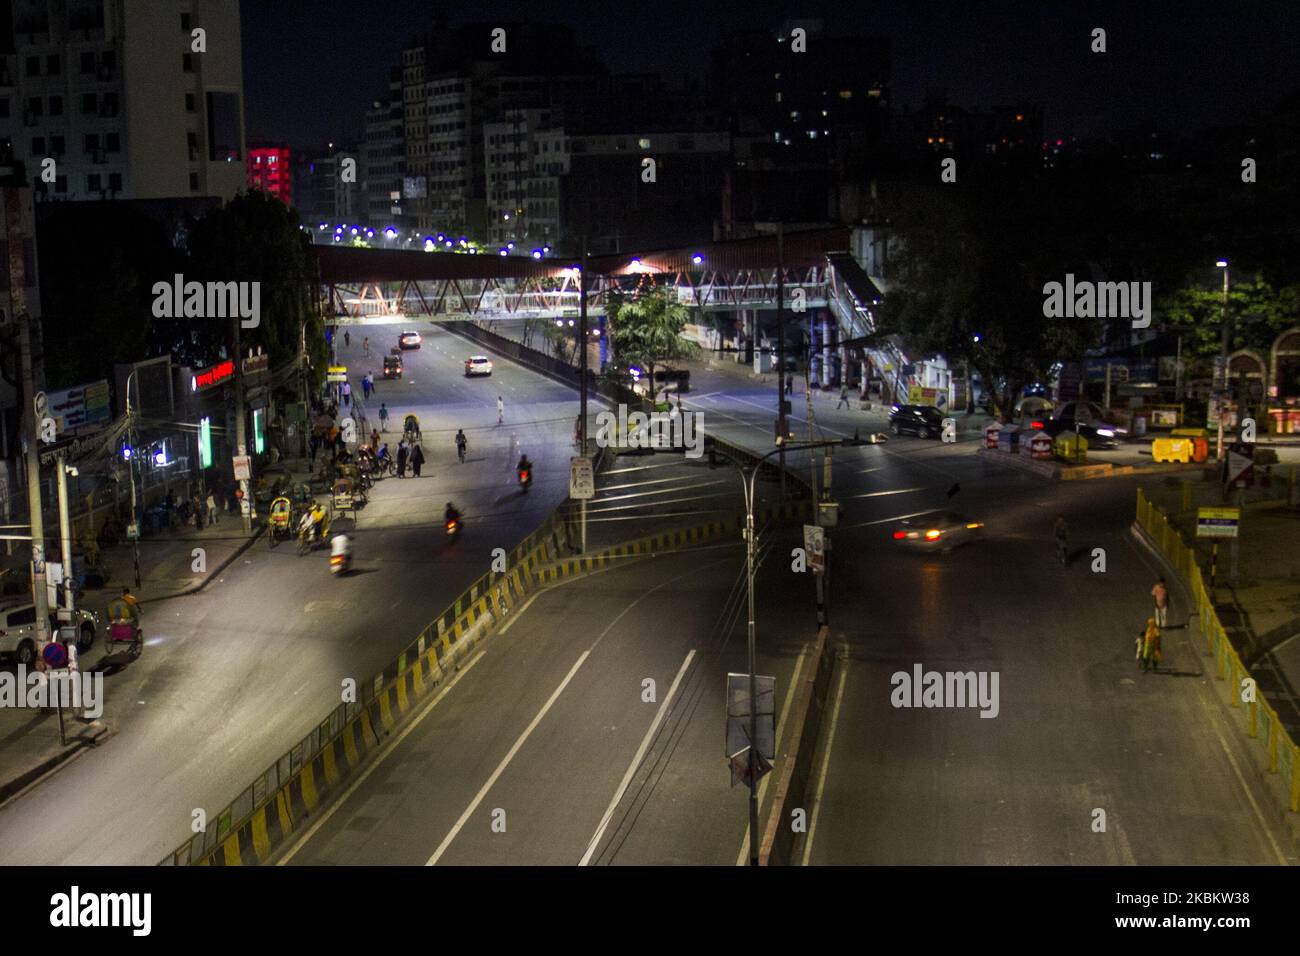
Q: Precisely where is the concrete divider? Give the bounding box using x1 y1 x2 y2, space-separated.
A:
759 625 836 866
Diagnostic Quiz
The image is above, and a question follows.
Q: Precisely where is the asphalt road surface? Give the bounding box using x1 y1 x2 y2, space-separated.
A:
0 323 585 865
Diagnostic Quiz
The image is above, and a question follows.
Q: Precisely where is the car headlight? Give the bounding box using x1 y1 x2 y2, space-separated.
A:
1096 428 1114 438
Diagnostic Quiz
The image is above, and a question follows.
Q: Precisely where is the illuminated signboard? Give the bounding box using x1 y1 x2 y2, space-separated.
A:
191 360 235 392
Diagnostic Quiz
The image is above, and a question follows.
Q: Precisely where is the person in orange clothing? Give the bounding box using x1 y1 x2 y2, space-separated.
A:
1137 618 1162 673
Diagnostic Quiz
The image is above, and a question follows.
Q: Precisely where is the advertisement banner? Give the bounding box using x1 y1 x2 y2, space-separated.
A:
47 380 110 434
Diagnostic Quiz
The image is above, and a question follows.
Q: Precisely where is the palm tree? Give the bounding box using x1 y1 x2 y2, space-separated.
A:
610 286 699 405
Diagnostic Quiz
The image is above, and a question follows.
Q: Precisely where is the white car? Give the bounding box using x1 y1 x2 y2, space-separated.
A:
0 600 99 664
464 355 493 377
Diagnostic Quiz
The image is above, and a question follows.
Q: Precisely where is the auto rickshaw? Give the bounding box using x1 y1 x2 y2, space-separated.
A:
268 496 294 547
403 413 421 442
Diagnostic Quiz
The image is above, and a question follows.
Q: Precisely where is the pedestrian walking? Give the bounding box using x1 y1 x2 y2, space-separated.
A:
344 329 351 348
396 441 408 478
497 395 504 425
342 381 352 407
836 384 850 409
785 376 793 396
206 491 218 526
363 336 370 357
193 495 204 531
410 443 425 477
363 373 373 400
1152 577 1169 628
378 403 389 432
1137 618 1162 672
370 428 380 451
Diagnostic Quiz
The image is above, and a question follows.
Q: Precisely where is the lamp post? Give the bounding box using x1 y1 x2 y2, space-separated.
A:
712 436 859 865
124 368 142 589
1215 260 1231 461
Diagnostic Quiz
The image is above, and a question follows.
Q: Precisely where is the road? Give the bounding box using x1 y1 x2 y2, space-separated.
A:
264 352 1296 865
0 323 584 865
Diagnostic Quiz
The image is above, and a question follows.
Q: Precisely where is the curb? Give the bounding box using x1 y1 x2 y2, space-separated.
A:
138 523 267 606
976 446 1201 481
760 626 836 866
0 721 112 808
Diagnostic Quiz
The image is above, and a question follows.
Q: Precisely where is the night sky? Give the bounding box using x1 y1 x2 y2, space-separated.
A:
241 0 1299 148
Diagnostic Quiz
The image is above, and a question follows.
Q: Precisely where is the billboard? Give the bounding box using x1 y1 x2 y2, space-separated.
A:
48 380 111 434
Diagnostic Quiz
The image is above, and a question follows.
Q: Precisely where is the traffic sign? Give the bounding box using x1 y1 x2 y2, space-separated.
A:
569 456 594 500
327 365 348 383
1225 442 1254 489
726 673 775 761
232 455 252 481
803 524 825 572
42 641 68 669
1197 507 1240 539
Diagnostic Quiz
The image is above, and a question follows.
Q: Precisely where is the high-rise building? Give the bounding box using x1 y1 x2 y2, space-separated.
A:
293 145 359 228
362 67 404 228
0 0 246 203
247 145 290 204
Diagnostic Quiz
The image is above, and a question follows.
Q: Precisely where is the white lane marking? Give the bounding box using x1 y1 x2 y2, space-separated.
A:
276 650 486 865
736 647 809 866
802 662 848 866
848 486 926 499
1207 714 1288 865
425 650 591 866
579 650 697 865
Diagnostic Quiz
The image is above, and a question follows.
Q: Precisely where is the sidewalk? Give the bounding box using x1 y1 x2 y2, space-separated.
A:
0 458 322 805
1143 475 1300 735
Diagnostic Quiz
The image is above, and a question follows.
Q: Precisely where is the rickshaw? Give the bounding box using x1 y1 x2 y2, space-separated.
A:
268 496 295 547
105 594 143 658
297 503 331 556
332 477 359 517
403 414 421 442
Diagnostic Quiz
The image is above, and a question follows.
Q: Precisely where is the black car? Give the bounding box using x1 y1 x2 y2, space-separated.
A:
889 404 945 439
1043 400 1126 449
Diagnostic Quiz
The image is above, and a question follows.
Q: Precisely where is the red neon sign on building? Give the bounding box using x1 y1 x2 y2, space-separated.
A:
191 360 235 392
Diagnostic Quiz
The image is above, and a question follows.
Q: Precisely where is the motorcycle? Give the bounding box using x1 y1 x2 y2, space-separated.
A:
330 535 352 575
517 464 532 491
445 514 461 541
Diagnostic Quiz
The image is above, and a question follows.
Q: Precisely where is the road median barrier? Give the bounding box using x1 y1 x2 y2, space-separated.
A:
759 625 836 866
161 478 811 864
1135 487 1300 822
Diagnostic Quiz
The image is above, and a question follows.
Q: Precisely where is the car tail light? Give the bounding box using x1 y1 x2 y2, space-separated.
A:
1030 420 1044 429
924 529 942 540
892 531 907 539
966 522 983 529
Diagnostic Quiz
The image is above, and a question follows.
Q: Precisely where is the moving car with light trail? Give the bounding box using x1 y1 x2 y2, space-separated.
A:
891 512 984 552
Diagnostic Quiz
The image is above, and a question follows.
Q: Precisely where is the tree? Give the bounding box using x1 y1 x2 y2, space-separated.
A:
1160 275 1300 361
186 191 327 389
607 285 699 405
877 181 1100 420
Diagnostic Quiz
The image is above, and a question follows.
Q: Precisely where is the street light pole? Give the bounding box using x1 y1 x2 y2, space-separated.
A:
579 237 589 554
124 369 142 588
715 437 855 865
1216 260 1231 461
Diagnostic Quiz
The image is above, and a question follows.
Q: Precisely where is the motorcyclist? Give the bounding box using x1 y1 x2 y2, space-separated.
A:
330 532 352 572
445 501 460 525
455 429 468 463
517 453 533 484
